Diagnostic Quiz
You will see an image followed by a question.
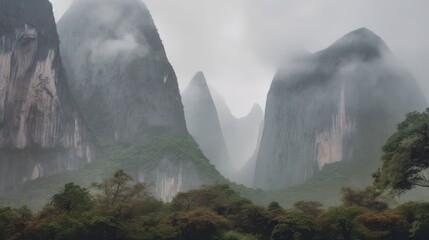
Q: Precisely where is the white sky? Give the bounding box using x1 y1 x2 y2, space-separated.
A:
51 0 429 117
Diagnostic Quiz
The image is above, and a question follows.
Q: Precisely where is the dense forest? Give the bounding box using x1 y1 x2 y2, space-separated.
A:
1 110 429 240
0 172 428 240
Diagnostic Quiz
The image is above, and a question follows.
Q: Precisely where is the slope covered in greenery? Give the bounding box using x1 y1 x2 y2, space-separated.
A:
1 133 226 210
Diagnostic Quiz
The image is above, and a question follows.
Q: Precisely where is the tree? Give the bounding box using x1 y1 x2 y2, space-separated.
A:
0 206 32 239
52 183 92 214
318 206 367 240
410 213 429 240
91 170 147 213
170 184 250 215
121 213 177 240
394 202 429 240
341 187 388 211
354 212 409 240
267 202 283 212
170 208 230 240
231 204 276 239
374 109 429 194
293 201 323 218
222 231 258 240
270 211 315 240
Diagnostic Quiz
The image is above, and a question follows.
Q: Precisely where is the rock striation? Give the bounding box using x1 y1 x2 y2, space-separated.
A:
254 28 427 190
0 0 95 193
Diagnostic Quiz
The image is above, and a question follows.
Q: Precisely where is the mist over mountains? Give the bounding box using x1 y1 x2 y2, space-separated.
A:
0 0 428 213
0 0 225 206
211 89 263 171
182 72 263 180
254 28 427 190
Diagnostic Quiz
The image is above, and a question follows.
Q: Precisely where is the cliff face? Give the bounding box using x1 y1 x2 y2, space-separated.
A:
254 28 427 190
57 0 187 142
182 72 231 177
211 88 264 172
0 0 94 193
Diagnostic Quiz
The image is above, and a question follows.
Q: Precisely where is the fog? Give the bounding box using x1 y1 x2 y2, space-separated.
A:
50 0 429 117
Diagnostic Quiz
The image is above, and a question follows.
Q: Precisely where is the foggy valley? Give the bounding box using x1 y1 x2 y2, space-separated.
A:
1 0 429 239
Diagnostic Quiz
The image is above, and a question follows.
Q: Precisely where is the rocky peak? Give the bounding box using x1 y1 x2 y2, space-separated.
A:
184 72 212 97
58 0 187 142
245 104 264 119
182 72 232 177
322 27 389 61
190 71 209 87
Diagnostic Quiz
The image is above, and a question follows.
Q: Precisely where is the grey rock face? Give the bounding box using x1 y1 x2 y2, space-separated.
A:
235 120 264 187
0 0 95 193
211 88 264 173
254 28 427 190
182 72 231 177
58 0 187 142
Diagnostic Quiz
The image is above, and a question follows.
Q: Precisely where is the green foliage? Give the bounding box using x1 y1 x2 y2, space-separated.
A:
222 230 258 240
2 173 429 239
25 213 84 240
354 212 409 240
6 133 225 210
293 201 323 218
171 184 250 215
120 213 177 240
318 206 367 240
394 202 429 240
341 187 388 212
270 211 315 240
170 208 231 240
410 213 429 240
0 206 32 239
374 109 429 194
231 204 277 239
394 202 429 223
91 170 147 213
52 183 92 214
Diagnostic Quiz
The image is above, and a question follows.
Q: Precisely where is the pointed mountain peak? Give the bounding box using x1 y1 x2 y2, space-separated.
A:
182 71 214 104
324 27 389 59
188 71 209 90
339 27 385 45
349 27 378 36
248 104 263 117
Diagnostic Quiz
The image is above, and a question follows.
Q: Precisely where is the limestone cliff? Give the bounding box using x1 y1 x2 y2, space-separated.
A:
58 0 187 142
254 28 427 190
0 0 95 193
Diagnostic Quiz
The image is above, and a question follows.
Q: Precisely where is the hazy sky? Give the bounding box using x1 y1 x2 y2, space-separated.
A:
51 0 429 117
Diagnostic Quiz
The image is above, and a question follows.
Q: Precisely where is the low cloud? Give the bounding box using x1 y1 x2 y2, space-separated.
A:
51 0 429 117
89 33 147 61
